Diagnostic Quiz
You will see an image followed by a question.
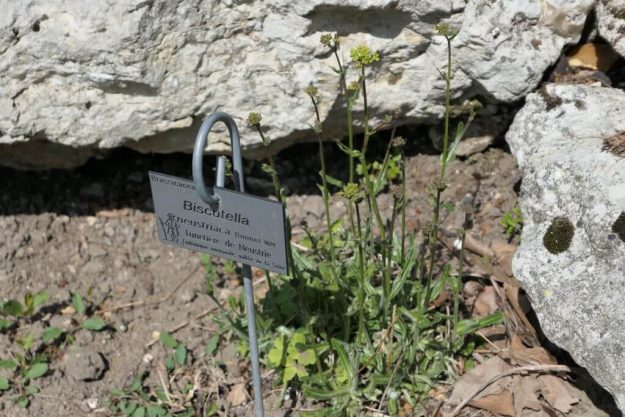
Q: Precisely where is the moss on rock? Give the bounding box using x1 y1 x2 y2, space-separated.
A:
543 216 575 254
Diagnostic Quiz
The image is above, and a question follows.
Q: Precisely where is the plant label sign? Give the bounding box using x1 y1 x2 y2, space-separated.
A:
149 171 288 274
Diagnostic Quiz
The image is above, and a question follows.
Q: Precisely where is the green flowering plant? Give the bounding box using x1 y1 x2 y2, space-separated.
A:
227 26 501 416
349 45 380 68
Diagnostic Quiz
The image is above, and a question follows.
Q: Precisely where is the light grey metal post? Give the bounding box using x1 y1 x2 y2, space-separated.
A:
192 112 264 417
215 156 226 188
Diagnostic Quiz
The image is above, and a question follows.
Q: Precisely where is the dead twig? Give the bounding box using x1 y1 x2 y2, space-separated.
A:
445 364 571 417
101 264 201 313
145 307 215 348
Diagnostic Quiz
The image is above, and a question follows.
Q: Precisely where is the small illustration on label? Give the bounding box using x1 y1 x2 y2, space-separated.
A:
159 213 181 244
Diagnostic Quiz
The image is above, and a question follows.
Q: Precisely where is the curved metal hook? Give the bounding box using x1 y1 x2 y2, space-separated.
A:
192 112 245 207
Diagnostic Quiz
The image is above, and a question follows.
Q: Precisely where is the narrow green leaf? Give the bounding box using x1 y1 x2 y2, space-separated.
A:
129 376 142 392
32 354 48 365
42 327 64 344
390 244 416 300
111 388 125 397
18 334 33 351
159 332 178 349
82 318 106 331
428 267 450 305
72 292 86 315
155 388 168 402
206 403 218 416
322 173 344 188
175 345 187 366
0 359 17 369
330 339 353 381
17 396 29 408
412 373 435 387
147 405 167 417
120 401 137 416
24 293 34 311
26 385 39 395
25 363 48 380
132 406 146 417
205 335 219 356
455 311 504 336
165 354 175 371
303 385 349 400
32 291 49 310
3 300 23 317
290 245 315 271
369 373 391 386
336 140 362 158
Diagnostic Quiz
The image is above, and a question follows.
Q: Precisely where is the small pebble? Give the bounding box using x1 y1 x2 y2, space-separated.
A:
85 398 99 410
179 288 196 304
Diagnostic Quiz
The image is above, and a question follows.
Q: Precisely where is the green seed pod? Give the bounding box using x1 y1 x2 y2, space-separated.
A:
543 217 575 254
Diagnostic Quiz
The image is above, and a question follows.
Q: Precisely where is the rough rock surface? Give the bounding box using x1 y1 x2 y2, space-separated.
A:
597 0 625 57
0 0 592 168
506 84 625 411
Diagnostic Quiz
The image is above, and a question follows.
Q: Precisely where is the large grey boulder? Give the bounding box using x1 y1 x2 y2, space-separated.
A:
506 84 625 411
0 0 592 168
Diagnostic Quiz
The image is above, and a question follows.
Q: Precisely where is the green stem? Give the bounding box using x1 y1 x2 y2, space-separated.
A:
255 125 297 280
424 35 453 310
208 293 248 340
454 228 466 336
355 203 367 344
334 49 355 184
423 190 442 309
359 70 386 239
357 68 390 315
400 150 407 265
310 97 338 278
439 37 453 179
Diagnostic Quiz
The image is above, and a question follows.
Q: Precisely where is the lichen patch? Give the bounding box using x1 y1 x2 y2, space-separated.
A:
543 217 575 254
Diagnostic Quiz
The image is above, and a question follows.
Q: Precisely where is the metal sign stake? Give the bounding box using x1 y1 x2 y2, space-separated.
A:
192 112 265 417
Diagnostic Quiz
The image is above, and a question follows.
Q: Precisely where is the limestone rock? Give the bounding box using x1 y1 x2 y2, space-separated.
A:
506 84 625 411
455 0 593 101
597 0 625 58
0 0 592 168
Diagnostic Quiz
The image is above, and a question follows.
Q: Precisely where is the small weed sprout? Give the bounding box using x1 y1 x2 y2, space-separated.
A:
500 205 524 242
0 290 109 408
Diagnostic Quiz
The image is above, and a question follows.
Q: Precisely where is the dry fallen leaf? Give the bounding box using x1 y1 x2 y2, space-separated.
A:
539 375 580 413
567 43 619 71
447 354 581 417
491 239 516 277
473 286 499 316
513 375 542 416
470 390 515 416
448 356 514 403
509 336 555 366
226 383 248 407
504 285 538 343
